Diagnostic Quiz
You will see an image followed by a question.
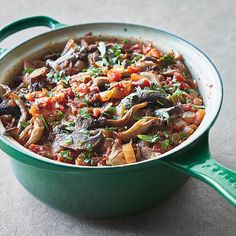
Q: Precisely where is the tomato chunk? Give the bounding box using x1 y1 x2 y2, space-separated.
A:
107 70 122 82
127 65 141 73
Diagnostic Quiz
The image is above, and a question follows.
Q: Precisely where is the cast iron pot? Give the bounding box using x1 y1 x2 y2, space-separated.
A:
0 16 235 218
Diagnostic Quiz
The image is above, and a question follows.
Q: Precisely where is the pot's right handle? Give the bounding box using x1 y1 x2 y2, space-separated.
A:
0 16 66 57
164 133 236 206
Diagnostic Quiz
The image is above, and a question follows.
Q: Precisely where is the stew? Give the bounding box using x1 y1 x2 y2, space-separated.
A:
0 37 205 166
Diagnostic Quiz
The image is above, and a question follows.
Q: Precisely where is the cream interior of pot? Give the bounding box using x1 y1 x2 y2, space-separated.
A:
0 23 223 165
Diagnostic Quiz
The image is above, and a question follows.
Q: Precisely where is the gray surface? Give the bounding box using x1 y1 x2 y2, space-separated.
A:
0 0 235 235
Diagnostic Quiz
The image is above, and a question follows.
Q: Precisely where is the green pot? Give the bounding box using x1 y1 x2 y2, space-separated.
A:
0 16 235 218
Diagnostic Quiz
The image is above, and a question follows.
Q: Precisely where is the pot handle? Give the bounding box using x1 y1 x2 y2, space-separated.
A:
164 133 236 206
0 16 66 57
0 16 65 42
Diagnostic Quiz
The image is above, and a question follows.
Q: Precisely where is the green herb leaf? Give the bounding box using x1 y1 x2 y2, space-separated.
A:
69 121 75 127
60 150 72 160
122 39 130 44
56 110 63 120
87 143 93 153
20 121 30 128
131 54 142 63
88 67 103 77
179 132 187 140
161 139 170 149
79 129 90 139
132 114 144 121
137 133 161 143
107 106 116 113
65 135 73 145
192 104 205 109
160 54 176 67
41 115 49 130
78 109 91 119
83 98 90 106
105 127 118 131
81 152 92 163
24 67 34 74
163 131 169 138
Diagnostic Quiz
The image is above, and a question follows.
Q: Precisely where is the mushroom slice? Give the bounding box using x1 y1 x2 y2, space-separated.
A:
24 60 45 70
57 117 104 151
141 146 161 160
135 61 157 71
24 117 44 147
4 127 20 138
29 67 47 79
140 72 161 86
66 129 103 151
93 76 109 88
117 90 172 116
0 84 11 97
18 124 32 143
46 59 62 72
7 93 28 130
154 105 182 117
117 117 160 141
55 48 75 64
62 39 75 55
105 102 148 127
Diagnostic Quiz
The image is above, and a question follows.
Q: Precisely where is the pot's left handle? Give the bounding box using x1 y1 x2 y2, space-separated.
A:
0 16 66 57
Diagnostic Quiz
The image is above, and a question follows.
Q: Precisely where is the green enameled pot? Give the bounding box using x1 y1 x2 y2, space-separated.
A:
0 16 235 218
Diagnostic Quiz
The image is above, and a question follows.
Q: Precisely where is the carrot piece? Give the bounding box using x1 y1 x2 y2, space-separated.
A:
122 143 136 164
147 48 161 58
194 109 205 125
131 73 140 81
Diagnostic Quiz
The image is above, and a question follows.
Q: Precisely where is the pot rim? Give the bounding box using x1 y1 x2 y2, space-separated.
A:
0 21 223 170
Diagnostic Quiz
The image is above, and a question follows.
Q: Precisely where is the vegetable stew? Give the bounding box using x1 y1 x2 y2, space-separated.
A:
0 36 205 166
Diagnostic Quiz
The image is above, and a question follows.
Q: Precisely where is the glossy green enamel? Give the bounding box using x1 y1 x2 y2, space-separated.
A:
0 16 65 42
0 16 235 217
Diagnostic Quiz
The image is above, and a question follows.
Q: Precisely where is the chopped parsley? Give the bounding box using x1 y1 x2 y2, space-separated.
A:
64 135 73 145
80 129 90 139
107 44 123 65
56 110 63 120
131 53 142 63
60 150 72 160
78 109 91 119
87 143 93 153
23 67 34 74
88 67 104 77
160 54 176 67
107 106 116 113
83 98 90 106
132 114 144 121
105 127 118 131
192 104 205 109
41 115 49 130
137 133 161 143
49 71 70 84
81 152 92 163
69 121 75 127
103 106 116 117
20 121 30 128
122 39 130 44
163 131 169 138
179 132 187 140
161 139 170 149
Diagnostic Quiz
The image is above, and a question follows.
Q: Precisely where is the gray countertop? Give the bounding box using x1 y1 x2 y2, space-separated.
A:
0 0 235 235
